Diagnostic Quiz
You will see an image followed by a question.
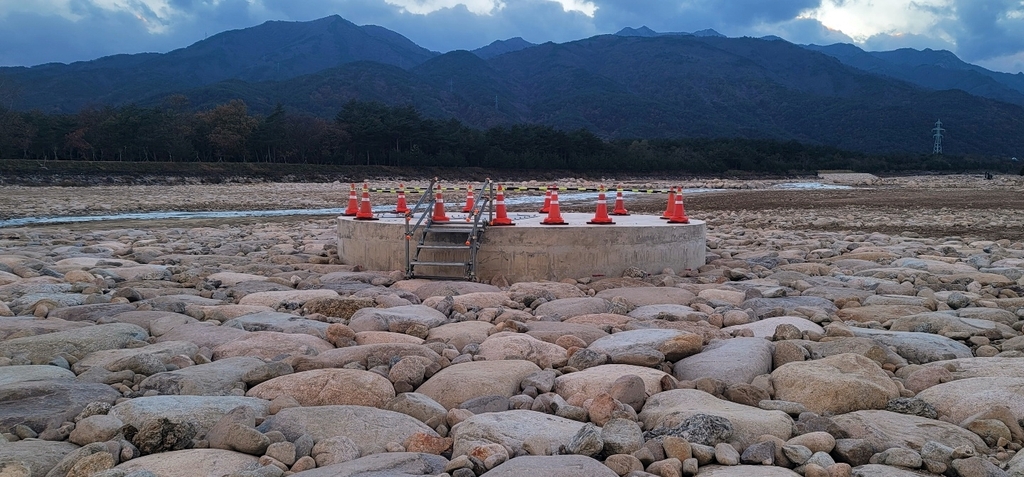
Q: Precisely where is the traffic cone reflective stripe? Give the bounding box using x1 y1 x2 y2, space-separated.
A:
588 185 615 224
343 183 358 216
462 184 474 213
668 188 690 224
393 183 410 214
539 186 552 213
661 186 676 219
491 184 515 226
431 184 450 222
541 190 568 225
355 183 378 221
612 184 629 216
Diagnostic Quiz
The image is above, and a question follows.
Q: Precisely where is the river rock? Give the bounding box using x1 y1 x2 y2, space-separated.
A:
247 368 395 407
588 328 702 365
477 333 568 369
348 304 447 333
0 379 120 434
523 321 609 346
426 321 494 352
292 342 446 372
72 340 198 375
0 364 76 385
483 455 618 476
0 440 79 477
258 405 438 455
417 359 540 409
44 302 137 322
772 353 899 415
721 316 824 338
741 296 838 319
674 337 774 386
291 452 449 477
638 389 793 446
0 322 148 364
211 330 333 360
154 322 248 349
553 364 667 405
236 289 339 308
915 377 1024 424
222 311 329 338
890 312 1017 339
450 409 587 457
832 410 988 454
113 448 260 476
533 297 612 319
927 357 1024 380
138 356 266 395
595 287 696 306
848 327 973 364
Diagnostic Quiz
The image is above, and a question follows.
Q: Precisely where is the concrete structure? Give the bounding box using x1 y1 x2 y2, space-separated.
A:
338 212 706 283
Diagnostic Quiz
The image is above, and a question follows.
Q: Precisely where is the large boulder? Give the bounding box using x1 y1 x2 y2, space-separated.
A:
290 452 449 477
211 330 333 360
0 379 120 434
848 327 973 364
236 289 340 308
484 455 618 477
0 322 148 364
741 296 837 319
138 356 267 395
247 369 396 408
588 328 702 366
595 287 696 307
451 409 587 457
833 410 988 454
426 321 494 352
71 340 198 375
114 448 260 476
222 311 330 338
534 297 612 320
554 364 668 405
417 360 540 409
0 365 75 386
637 389 793 447
292 343 446 372
154 322 248 349
772 353 898 415
523 321 609 346
721 316 824 338
0 440 80 477
258 405 438 455
890 312 1017 339
348 304 448 333
674 337 773 386
109 395 271 442
916 377 1024 424
926 357 1024 380
477 333 568 369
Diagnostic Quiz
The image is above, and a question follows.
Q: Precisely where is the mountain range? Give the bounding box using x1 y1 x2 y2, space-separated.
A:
1 16 1022 156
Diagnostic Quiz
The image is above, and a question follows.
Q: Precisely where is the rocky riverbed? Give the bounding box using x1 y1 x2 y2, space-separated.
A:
2 174 1024 477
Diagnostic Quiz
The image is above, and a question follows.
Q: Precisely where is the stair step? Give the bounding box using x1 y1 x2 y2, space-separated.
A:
410 261 471 267
418 244 471 250
426 227 475 233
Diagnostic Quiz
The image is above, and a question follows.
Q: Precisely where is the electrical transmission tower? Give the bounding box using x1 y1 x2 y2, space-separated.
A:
932 119 945 154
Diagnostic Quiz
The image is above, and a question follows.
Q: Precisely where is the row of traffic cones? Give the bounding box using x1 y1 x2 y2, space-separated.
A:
343 182 687 225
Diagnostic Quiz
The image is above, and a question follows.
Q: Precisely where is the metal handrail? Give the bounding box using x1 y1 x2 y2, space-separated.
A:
405 178 438 277
404 178 495 280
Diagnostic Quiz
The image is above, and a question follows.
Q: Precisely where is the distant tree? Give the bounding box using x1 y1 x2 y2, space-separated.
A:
200 100 259 162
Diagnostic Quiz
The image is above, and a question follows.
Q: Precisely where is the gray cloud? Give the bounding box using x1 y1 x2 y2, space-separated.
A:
0 0 1022 73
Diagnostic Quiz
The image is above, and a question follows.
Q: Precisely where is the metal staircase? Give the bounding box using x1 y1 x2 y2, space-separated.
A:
405 179 494 281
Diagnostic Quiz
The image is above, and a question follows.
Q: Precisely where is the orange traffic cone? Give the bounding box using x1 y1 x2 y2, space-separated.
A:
462 184 475 213
355 183 378 221
667 188 690 224
539 186 553 213
491 184 515 226
541 189 568 225
660 186 677 219
392 183 410 214
587 186 615 225
431 183 450 222
612 184 629 216
343 183 358 216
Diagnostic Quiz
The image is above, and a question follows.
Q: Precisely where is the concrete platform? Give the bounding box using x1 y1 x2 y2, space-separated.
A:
337 212 706 283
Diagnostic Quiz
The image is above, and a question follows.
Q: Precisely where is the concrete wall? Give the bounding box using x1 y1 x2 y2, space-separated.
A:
338 213 706 282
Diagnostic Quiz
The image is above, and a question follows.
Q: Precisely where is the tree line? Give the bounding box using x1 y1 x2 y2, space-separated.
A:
0 98 1018 174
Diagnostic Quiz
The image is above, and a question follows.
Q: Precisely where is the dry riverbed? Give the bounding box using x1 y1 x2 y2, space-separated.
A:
1 173 1024 477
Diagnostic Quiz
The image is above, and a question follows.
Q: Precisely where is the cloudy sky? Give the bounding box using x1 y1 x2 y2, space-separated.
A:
0 0 1022 73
